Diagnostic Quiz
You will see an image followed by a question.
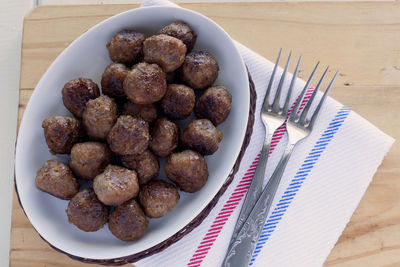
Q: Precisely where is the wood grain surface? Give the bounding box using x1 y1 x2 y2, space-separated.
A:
12 2 400 266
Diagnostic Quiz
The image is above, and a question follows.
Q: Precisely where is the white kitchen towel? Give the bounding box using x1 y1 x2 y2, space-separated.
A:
136 1 395 266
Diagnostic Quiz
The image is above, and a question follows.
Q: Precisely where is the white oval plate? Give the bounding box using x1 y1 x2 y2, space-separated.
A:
15 6 249 260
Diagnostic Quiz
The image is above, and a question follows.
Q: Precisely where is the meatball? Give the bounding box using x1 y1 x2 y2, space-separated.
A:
62 78 100 118
180 51 219 90
159 21 197 52
139 180 179 218
42 115 82 154
107 115 149 156
83 96 118 140
106 29 145 66
66 188 108 232
149 118 179 157
161 84 195 120
143 34 187 73
123 62 167 104
101 63 129 101
195 85 232 126
181 119 223 155
108 199 148 242
69 142 112 180
122 102 157 123
121 150 159 184
164 150 208 193
35 160 78 199
93 165 139 206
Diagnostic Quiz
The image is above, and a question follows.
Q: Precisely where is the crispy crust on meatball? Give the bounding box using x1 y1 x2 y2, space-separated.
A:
107 115 149 156
121 150 159 184
195 85 232 126
106 30 145 66
66 188 108 232
122 102 157 123
123 62 167 104
161 84 195 120
164 150 208 193
139 180 179 218
35 160 79 200
159 21 197 52
149 118 179 157
108 199 148 241
93 165 139 206
62 78 100 118
42 115 83 154
101 63 129 101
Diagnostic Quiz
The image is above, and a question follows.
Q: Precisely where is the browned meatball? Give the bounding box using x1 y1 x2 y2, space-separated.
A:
161 84 195 120
159 21 197 52
93 165 139 206
101 63 129 101
42 116 83 154
107 115 149 156
83 96 118 140
66 188 108 232
180 51 219 90
62 78 100 118
139 180 179 218
181 119 223 155
121 150 159 184
69 142 112 180
164 150 208 193
143 34 186 73
35 160 79 199
122 102 157 123
149 118 178 157
123 62 167 104
195 85 232 126
108 199 148 241
106 30 144 66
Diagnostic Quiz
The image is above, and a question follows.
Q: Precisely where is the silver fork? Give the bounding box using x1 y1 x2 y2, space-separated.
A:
226 50 302 250
222 59 338 267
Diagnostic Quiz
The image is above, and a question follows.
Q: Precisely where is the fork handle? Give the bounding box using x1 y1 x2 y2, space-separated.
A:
222 143 295 267
228 135 272 245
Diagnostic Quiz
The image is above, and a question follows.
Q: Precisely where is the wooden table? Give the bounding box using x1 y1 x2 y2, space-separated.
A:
11 2 400 266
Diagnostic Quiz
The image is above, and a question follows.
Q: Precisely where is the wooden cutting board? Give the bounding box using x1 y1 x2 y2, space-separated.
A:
11 2 400 266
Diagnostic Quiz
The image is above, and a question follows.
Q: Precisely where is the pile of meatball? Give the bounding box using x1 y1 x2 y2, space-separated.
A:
35 21 232 242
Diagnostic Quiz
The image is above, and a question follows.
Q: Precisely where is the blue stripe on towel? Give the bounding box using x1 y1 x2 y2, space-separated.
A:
249 106 351 265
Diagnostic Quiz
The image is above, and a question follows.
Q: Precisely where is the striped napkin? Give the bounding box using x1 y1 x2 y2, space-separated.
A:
136 1 395 266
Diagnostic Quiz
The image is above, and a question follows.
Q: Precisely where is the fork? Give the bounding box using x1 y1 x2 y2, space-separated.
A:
222 57 338 267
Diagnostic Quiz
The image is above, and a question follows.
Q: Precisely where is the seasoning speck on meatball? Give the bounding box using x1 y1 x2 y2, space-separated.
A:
101 63 129 101
69 142 112 180
181 119 223 155
149 118 179 157
143 34 187 73
35 160 79 200
123 62 167 105
62 78 100 118
161 84 195 120
122 101 157 123
108 199 148 241
42 115 83 154
107 115 149 156
93 165 139 206
159 21 197 52
83 95 118 140
121 150 159 184
139 180 179 218
66 188 108 232
195 85 232 126
164 150 208 193
180 51 219 90
106 29 145 66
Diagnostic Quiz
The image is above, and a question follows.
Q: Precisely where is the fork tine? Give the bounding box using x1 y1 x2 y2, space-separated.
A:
272 51 291 112
282 54 302 117
289 61 319 121
263 49 282 110
308 71 339 128
298 66 329 124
